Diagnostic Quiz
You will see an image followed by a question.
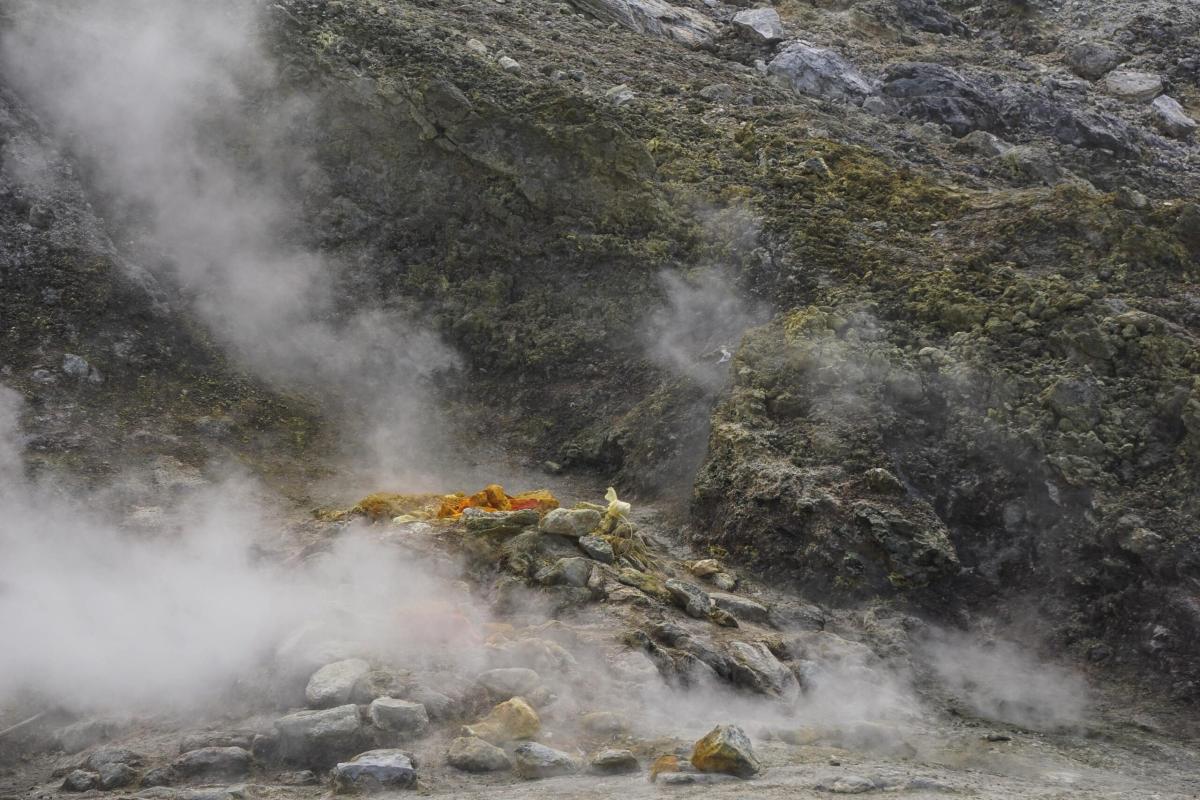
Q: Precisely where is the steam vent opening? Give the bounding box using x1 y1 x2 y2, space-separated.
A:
2 0 1200 797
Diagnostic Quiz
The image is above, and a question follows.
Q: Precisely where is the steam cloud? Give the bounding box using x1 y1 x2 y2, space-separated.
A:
643 270 768 392
1 0 459 485
0 385 485 711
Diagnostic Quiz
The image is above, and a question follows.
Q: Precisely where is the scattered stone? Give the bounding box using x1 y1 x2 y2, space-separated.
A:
446 736 512 772
691 725 760 778
141 767 176 787
768 41 875 102
1151 95 1197 139
984 733 1012 742
616 567 673 601
351 668 411 704
462 697 541 744
540 507 603 537
85 747 143 771
803 156 833 179
477 667 542 700
688 558 723 578
331 749 417 793
513 742 580 779
665 578 712 618
896 0 967 36
1104 70 1162 102
954 129 1010 157
605 84 636 107
710 608 739 627
589 748 639 774
823 774 877 793
97 763 138 790
61 770 98 792
274 705 366 767
407 686 455 720
54 719 125 754
62 353 91 379
173 747 251 780
306 659 372 708
465 38 487 55
649 754 682 782
498 56 521 73
580 711 629 735
368 698 429 736
565 0 717 48
1064 41 1126 80
578 534 615 563
710 593 770 624
280 770 320 786
535 556 593 587
729 641 800 699
1000 145 1065 185
731 8 784 44
698 83 735 102
711 572 737 591
863 467 904 494
179 733 253 754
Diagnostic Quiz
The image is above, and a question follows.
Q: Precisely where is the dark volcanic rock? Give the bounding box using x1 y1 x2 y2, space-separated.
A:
883 62 1003 136
331 749 418 793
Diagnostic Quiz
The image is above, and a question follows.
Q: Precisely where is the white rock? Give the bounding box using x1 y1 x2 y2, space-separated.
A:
368 698 429 735
466 38 487 55
498 56 521 73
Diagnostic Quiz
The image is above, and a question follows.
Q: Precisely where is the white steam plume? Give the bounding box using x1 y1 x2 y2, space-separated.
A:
1 0 458 485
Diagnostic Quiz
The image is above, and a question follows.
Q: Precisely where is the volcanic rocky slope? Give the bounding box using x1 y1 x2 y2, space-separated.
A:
2 0 1200 708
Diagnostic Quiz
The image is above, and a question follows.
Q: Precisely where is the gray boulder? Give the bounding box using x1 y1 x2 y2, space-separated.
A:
589 748 639 774
1104 70 1162 103
61 770 98 792
477 667 542 699
1064 41 1126 80
172 747 251 780
274 705 367 767
710 593 770 624
512 742 580 779
769 41 875 102
97 763 138 790
368 698 429 736
665 579 712 618
331 749 417 793
84 747 143 771
539 507 602 537
1151 95 1197 139
728 641 801 699
446 736 512 772
406 686 455 720
565 0 716 47
732 8 784 44
536 557 593 587
306 659 372 708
